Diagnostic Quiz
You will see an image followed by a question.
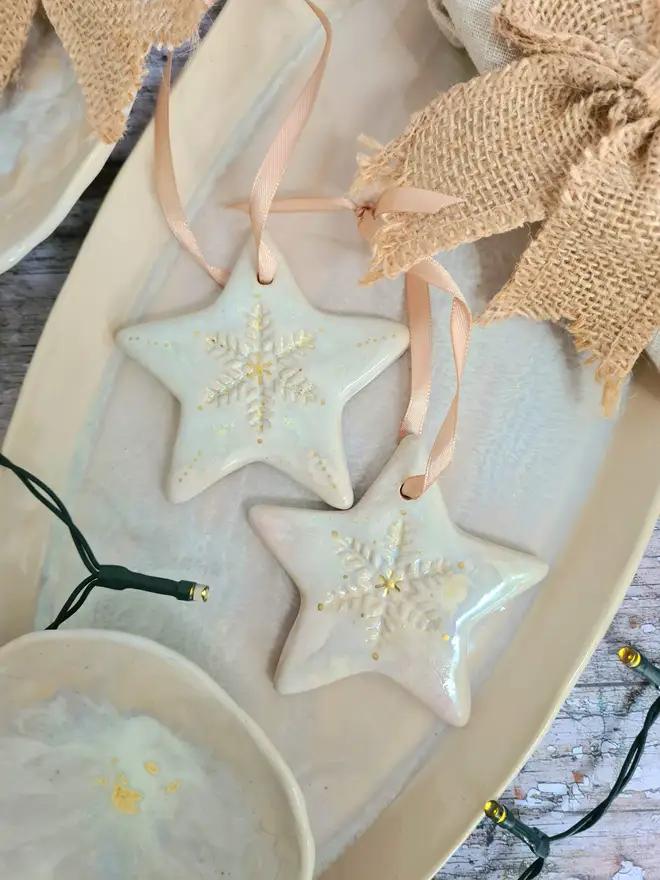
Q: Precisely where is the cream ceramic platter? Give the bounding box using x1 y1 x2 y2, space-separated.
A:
1 0 660 878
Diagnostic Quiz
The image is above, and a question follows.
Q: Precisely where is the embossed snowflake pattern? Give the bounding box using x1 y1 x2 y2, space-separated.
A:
204 303 316 433
321 520 471 645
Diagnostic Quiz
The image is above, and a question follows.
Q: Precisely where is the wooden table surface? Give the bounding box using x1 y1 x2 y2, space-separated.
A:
1 38 660 880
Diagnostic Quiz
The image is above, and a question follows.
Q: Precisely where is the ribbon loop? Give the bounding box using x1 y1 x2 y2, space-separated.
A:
249 0 332 283
154 55 230 288
153 2 472 501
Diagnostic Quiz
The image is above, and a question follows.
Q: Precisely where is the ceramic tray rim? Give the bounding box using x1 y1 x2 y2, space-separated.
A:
1 1 660 877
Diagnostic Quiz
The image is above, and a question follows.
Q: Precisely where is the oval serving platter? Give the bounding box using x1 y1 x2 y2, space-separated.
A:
1 0 660 878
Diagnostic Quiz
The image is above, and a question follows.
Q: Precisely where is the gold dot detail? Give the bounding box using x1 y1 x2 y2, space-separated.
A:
194 330 201 336
372 652 379 661
96 778 107 786
331 530 338 538
400 510 407 516
457 561 466 569
166 780 181 795
343 574 348 579
317 603 324 611
442 633 451 642
144 762 159 776
320 399 326 406
257 439 263 444
197 405 203 411
111 782 143 815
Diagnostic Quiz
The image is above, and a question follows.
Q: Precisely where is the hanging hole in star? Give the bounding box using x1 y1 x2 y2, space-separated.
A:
399 482 415 501
257 271 275 286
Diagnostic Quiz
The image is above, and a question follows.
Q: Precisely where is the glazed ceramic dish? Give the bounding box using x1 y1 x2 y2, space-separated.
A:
0 19 111 273
1 0 660 877
0 629 314 878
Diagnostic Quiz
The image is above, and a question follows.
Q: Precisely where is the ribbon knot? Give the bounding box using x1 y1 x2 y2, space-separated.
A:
354 0 660 411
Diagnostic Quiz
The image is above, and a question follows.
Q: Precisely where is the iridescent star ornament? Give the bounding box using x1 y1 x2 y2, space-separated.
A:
250 436 549 725
117 236 409 508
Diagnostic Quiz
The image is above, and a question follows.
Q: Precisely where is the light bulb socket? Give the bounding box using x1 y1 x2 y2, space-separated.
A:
97 566 210 604
618 645 660 688
190 583 210 603
483 800 550 859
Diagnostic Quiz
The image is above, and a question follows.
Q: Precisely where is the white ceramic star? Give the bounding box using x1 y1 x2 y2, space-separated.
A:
250 436 549 725
117 236 409 507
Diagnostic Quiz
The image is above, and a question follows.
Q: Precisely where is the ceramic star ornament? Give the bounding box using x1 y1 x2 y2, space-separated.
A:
117 236 409 507
250 436 549 726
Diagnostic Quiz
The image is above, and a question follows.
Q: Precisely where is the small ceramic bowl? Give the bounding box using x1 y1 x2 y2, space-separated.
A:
0 629 314 879
0 19 111 273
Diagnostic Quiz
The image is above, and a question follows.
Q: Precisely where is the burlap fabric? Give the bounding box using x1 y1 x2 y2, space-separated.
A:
355 0 660 408
0 0 37 92
0 1 208 143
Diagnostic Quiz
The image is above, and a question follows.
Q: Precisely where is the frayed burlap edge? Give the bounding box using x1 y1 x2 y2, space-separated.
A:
44 0 209 143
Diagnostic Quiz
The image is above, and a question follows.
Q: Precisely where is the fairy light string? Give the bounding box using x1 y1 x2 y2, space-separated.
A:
0 453 209 629
485 646 660 879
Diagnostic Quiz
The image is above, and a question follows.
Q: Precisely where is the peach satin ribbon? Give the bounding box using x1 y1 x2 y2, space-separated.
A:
153 1 472 500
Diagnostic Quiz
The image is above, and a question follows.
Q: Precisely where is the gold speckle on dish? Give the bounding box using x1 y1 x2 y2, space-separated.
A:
111 781 143 815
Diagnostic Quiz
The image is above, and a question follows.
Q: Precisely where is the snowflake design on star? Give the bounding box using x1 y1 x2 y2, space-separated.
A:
321 519 471 645
204 302 316 432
